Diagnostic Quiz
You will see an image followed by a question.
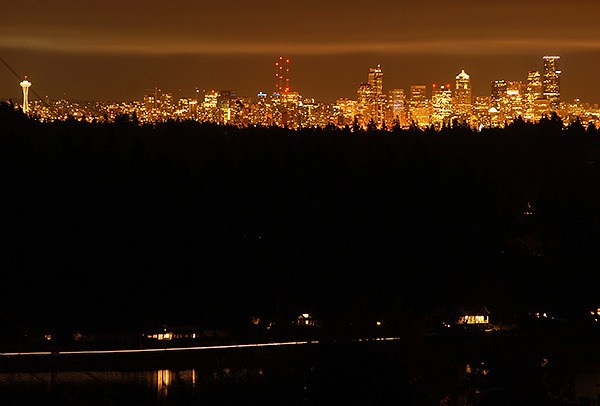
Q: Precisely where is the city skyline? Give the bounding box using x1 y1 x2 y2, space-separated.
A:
2 0 600 101
1 53 598 104
12 55 600 131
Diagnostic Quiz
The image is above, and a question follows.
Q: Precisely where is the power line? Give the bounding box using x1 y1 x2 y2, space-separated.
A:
0 56 22 81
0 55 49 106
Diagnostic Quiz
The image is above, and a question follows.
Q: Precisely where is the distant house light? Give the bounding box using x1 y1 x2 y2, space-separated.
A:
296 313 319 328
456 307 490 325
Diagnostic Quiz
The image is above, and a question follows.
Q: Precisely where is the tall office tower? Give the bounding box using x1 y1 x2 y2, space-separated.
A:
178 98 190 109
217 90 238 124
388 88 406 126
251 92 273 126
526 71 542 100
472 96 492 127
160 92 174 113
275 56 291 94
20 76 32 114
367 65 384 97
355 65 383 127
409 85 430 127
491 80 508 111
201 90 219 122
279 91 300 128
505 81 525 121
335 98 358 127
410 85 427 105
356 82 375 126
298 97 319 127
143 94 156 110
543 56 561 110
431 84 453 128
454 70 472 121
188 99 198 116
525 70 543 120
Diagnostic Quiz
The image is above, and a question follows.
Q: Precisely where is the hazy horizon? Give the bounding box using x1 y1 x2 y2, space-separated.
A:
2 0 600 103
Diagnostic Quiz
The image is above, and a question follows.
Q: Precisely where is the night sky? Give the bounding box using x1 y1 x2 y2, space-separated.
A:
2 0 600 102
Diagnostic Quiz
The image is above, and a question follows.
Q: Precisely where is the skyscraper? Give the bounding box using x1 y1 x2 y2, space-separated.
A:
525 70 542 120
526 71 542 100
357 65 385 127
432 84 452 128
367 65 383 97
388 88 406 126
20 76 31 114
356 82 375 126
491 80 507 111
505 81 525 121
543 56 561 111
409 85 429 127
454 70 472 121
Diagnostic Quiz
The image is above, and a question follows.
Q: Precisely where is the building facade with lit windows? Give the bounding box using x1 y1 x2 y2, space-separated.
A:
409 85 430 127
335 98 358 127
387 88 407 127
543 55 561 111
355 65 386 128
23 55 600 131
431 84 453 129
525 70 543 120
504 81 525 121
454 70 472 122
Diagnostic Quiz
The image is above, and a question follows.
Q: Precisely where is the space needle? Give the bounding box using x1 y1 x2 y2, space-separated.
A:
20 76 31 113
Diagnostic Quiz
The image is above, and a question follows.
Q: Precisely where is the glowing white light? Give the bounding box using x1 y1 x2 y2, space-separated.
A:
0 338 402 357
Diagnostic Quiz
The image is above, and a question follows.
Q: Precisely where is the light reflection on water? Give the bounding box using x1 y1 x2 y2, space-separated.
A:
0 368 266 404
156 369 171 399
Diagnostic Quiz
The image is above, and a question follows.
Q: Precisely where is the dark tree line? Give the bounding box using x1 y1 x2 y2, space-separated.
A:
1 101 600 334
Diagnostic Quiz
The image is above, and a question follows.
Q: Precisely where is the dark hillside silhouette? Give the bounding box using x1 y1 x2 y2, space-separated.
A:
1 102 600 334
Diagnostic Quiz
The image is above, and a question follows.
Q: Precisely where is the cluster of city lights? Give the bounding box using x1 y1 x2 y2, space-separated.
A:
11 55 600 130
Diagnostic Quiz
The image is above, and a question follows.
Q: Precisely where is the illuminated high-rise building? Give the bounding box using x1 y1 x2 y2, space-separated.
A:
278 91 300 128
491 80 507 111
250 92 273 126
431 84 453 128
178 98 190 111
275 56 291 94
189 99 198 116
526 71 542 100
160 92 174 113
20 76 32 114
525 70 543 120
505 81 525 121
472 96 492 127
454 70 472 120
409 85 430 127
355 64 385 127
299 98 329 128
143 87 166 112
388 88 406 126
367 65 384 97
201 90 219 122
543 56 561 110
410 85 427 105
217 90 238 124
356 82 374 126
335 98 358 127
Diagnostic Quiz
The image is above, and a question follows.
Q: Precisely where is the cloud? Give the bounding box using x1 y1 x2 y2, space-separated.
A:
3 35 600 56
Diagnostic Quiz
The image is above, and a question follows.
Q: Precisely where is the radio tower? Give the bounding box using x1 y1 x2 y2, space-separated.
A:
274 56 291 94
20 76 32 113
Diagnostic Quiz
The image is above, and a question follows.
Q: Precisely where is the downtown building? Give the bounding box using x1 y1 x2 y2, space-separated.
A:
356 65 386 128
454 70 472 124
543 56 561 111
